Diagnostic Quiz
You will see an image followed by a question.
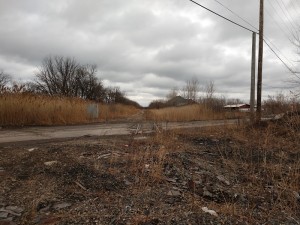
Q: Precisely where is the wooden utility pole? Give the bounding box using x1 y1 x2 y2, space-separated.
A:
256 0 264 122
250 32 256 123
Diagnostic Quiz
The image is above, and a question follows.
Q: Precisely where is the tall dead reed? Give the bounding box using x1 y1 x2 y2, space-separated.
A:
0 93 140 126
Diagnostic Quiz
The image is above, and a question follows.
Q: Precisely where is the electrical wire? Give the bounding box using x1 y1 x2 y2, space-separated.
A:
279 0 300 28
266 0 298 38
209 0 296 68
188 0 298 77
211 0 258 32
264 6 293 42
188 0 257 33
275 0 298 31
263 39 299 76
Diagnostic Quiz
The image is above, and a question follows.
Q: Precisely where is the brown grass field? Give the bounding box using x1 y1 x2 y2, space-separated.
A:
0 93 140 126
145 104 245 122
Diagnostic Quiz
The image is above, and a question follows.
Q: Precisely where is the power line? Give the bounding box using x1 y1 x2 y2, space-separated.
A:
264 5 293 42
263 39 298 76
263 36 296 68
289 1 300 21
209 0 296 68
275 0 298 32
211 0 258 32
188 0 257 33
188 0 298 77
279 0 300 28
292 0 300 13
266 0 298 38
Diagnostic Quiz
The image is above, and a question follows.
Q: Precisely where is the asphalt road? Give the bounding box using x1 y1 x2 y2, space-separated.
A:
0 119 238 144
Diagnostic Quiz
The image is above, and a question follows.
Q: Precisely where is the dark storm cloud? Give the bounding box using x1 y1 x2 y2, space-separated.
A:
0 0 298 106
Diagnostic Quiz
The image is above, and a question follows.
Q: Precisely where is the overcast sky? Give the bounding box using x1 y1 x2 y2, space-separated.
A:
0 0 299 106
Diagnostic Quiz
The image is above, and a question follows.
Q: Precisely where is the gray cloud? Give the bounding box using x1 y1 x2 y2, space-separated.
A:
0 0 299 106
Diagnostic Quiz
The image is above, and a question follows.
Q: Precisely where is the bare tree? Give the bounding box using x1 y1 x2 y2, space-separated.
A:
34 56 106 101
205 80 215 100
35 56 79 96
105 86 125 104
166 86 179 100
0 70 11 90
75 64 106 101
181 78 200 101
200 81 224 111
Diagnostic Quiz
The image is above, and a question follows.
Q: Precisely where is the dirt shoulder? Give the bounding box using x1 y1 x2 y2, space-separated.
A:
0 123 299 224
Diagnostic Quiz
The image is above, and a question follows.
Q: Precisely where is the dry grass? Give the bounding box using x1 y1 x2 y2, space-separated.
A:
173 119 300 222
99 104 140 121
0 93 140 126
1 117 299 223
145 104 226 122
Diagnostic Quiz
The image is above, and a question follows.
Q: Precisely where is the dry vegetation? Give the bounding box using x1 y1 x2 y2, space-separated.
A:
1 90 300 224
1 115 299 224
145 104 246 122
0 93 140 126
99 104 140 122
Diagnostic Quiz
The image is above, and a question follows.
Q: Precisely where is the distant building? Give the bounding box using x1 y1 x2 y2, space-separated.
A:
166 96 195 107
224 104 251 111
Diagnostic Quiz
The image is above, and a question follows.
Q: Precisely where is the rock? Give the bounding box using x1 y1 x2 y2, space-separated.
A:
124 179 132 186
293 191 300 201
52 202 71 210
145 164 150 172
97 153 111 159
44 161 58 166
167 190 181 197
165 178 177 183
0 206 23 217
5 206 24 214
203 190 214 198
217 175 230 186
0 167 4 176
202 207 218 217
27 147 38 152
133 136 148 140
0 212 9 218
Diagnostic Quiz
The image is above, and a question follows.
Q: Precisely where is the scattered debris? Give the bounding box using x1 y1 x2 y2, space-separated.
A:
0 212 9 218
133 136 148 140
0 167 4 175
202 207 218 217
145 164 150 172
98 153 111 159
203 190 214 198
44 161 58 166
217 175 230 186
167 190 181 197
1 126 299 224
27 147 38 152
52 202 72 210
74 181 87 191
293 191 300 201
4 206 24 214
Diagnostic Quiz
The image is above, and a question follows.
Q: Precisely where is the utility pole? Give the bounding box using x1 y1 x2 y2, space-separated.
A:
256 0 264 122
250 32 256 123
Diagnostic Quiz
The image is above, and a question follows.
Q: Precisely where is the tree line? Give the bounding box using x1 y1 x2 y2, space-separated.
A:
0 56 140 107
149 78 241 110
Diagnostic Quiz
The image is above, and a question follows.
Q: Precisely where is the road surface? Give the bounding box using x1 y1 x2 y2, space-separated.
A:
0 119 238 144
